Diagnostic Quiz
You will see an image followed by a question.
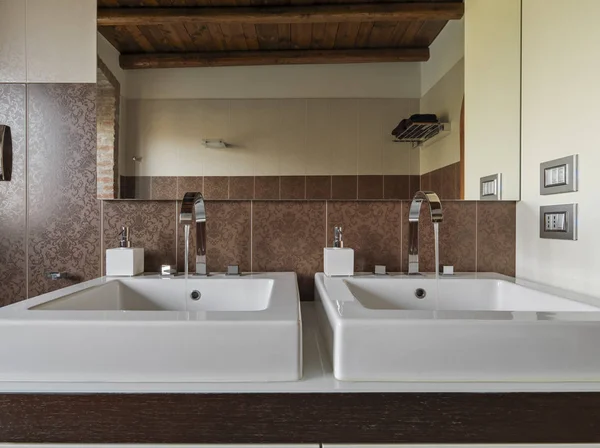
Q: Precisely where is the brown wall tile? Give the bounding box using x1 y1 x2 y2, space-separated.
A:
255 176 279 200
27 84 101 297
177 201 251 273
133 176 151 200
203 176 229 200
420 172 431 191
329 202 403 272
103 201 176 273
151 176 177 200
358 175 383 200
477 201 516 276
177 176 203 198
331 176 357 200
0 84 27 305
384 175 410 200
306 176 331 200
414 201 477 273
253 201 325 300
409 175 420 198
280 176 306 200
229 176 254 200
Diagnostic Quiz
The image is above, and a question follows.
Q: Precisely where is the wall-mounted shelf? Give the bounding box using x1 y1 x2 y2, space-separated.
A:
393 122 450 148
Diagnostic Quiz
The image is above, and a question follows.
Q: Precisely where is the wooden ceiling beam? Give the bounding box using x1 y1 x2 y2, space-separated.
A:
119 48 430 69
98 3 464 26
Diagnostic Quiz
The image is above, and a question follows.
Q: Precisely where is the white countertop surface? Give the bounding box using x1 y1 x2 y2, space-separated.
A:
3 301 600 393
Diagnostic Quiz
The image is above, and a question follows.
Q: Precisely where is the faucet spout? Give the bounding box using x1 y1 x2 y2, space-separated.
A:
179 192 207 276
407 191 443 275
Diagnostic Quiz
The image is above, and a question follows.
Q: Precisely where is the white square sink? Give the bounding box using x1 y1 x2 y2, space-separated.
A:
315 273 600 382
0 273 301 382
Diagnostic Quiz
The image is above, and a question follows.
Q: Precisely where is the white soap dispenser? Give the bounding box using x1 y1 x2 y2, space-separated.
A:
324 226 354 277
106 226 144 277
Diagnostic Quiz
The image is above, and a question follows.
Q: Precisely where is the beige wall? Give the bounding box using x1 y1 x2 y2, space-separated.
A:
126 63 422 100
517 0 600 296
421 18 464 97
419 58 464 175
26 0 96 83
125 98 419 177
464 0 521 200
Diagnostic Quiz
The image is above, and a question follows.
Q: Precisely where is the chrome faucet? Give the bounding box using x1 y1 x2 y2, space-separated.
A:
407 191 443 275
179 192 207 276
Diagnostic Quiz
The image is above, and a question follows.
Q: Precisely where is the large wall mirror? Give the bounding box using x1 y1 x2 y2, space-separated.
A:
96 0 521 201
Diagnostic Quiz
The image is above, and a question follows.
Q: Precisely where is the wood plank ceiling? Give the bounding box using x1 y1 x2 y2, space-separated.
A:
97 0 464 69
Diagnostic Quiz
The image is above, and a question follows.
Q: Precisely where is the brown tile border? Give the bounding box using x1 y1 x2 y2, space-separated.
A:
229 176 254 200
255 176 280 200
358 175 383 200
203 176 229 200
331 176 358 200
280 176 306 200
306 176 331 200
113 175 447 201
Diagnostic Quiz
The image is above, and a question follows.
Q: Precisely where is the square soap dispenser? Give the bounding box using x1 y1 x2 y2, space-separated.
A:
106 226 144 277
324 226 354 277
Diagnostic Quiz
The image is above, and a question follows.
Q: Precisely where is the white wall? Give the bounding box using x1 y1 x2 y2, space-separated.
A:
517 0 600 296
464 0 521 200
421 18 464 97
125 62 422 100
125 98 419 177
419 58 464 175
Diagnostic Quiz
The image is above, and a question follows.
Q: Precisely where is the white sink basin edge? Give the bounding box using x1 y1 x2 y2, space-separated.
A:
0 273 302 383
315 272 600 382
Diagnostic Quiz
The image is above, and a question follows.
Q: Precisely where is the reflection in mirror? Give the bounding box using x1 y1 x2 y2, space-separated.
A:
96 0 520 201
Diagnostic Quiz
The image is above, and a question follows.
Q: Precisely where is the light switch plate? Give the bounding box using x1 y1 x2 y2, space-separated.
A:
540 155 578 195
540 204 577 240
480 173 502 200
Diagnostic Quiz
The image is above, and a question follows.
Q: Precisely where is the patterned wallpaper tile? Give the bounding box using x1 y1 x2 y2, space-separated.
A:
177 176 203 199
477 201 516 276
27 84 101 297
416 200 477 273
151 176 177 200
103 201 176 273
177 201 251 274
204 176 228 200
329 201 403 272
0 84 26 305
253 201 325 299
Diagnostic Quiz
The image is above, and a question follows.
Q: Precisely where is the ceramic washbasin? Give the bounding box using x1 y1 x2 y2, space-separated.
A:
315 272 600 382
0 273 301 382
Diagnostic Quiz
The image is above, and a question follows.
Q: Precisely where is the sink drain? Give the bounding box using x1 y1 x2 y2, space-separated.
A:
190 290 201 300
414 288 427 299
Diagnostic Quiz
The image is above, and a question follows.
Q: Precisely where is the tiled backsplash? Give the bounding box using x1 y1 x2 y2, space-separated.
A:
103 199 516 300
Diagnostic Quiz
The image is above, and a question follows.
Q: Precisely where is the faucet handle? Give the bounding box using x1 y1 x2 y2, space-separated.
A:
374 265 387 275
226 265 241 276
161 265 176 277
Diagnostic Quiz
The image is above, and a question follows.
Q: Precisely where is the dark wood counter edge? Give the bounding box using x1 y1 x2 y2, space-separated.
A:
1 392 600 444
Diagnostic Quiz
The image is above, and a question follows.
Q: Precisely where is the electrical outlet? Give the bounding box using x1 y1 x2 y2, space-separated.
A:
544 212 567 232
540 204 577 240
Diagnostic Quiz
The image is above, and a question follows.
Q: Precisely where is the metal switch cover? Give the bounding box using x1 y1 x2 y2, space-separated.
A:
540 155 578 195
540 204 577 240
